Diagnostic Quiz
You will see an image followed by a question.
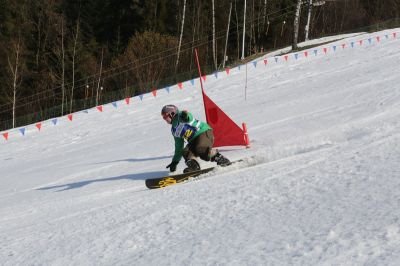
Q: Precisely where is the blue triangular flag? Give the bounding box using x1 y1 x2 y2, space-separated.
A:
385 34 389 39
313 50 318 56
139 95 143 101
368 38 372 44
19 128 25 136
82 110 88 114
238 65 242 71
333 46 337 52
190 79 194 85
52 118 58 125
112 102 117 108
165 86 170 93
252 61 257 68
214 72 218 78
351 42 355 48
274 57 279 63
294 54 299 60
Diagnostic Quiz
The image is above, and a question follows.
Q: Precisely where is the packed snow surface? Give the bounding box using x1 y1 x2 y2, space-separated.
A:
1 29 400 265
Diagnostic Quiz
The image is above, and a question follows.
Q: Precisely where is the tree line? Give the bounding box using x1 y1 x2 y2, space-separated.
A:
0 0 399 130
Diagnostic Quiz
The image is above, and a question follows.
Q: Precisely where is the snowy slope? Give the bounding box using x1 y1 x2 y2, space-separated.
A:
1 28 400 265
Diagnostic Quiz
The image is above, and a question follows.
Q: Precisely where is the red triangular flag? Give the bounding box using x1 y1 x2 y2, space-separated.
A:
202 91 248 147
323 47 328 54
225 68 230 75
376 36 380 42
284 55 289 61
68 114 73 121
152 89 157 97
125 98 130 105
341 43 346 49
393 32 397 38
97 106 103 112
178 83 183 89
304 51 308 57
202 75 206 81
36 123 42 131
359 40 363 46
3 132 8 140
263 59 268 65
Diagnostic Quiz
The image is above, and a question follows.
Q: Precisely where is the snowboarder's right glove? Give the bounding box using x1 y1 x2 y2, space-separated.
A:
166 161 179 172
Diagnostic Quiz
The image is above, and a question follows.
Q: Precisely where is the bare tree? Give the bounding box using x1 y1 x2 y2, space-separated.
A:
305 0 313 41
223 0 233 68
70 18 80 114
175 0 187 75
292 0 302 50
60 16 66 115
7 34 23 128
96 48 104 106
234 0 240 59
212 0 217 70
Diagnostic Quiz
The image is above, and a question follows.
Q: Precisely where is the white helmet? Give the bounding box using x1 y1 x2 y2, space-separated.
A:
161 104 178 123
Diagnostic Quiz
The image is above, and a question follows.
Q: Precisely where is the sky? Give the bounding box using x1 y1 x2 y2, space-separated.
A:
1 28 400 266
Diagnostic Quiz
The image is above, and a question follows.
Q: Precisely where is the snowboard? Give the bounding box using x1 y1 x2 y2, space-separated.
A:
145 166 216 189
145 160 242 189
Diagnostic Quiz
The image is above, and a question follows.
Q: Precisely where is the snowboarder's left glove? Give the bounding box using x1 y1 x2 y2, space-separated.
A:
166 161 179 172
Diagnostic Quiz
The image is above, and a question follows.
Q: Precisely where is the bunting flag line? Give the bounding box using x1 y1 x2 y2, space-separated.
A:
2 30 399 143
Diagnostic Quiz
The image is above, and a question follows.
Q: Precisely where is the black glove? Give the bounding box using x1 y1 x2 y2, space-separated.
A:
166 161 179 172
179 110 190 122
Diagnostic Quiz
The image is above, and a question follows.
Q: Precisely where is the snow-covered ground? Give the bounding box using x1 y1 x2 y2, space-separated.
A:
1 28 400 265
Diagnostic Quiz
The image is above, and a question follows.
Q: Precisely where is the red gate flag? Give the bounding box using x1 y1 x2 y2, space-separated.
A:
194 48 249 148
202 90 249 147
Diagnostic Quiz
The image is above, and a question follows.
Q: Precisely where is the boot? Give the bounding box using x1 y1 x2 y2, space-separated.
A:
212 152 231 166
183 159 201 173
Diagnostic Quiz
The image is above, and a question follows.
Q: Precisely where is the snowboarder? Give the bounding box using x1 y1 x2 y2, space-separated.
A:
161 104 231 173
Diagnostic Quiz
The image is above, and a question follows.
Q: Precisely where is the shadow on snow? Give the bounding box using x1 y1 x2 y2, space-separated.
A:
37 170 168 192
